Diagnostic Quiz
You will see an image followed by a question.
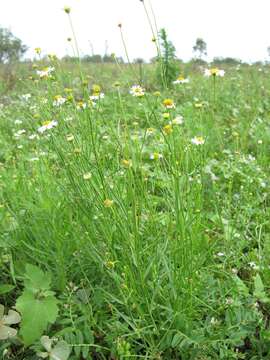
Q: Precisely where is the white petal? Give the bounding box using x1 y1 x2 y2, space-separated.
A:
2 310 21 325
36 352 49 359
0 325 17 340
41 336 53 352
51 341 71 360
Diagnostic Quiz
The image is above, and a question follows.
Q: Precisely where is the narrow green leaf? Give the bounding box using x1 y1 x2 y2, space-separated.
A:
0 284 15 295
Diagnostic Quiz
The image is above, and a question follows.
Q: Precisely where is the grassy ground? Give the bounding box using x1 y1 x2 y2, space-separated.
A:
0 60 270 359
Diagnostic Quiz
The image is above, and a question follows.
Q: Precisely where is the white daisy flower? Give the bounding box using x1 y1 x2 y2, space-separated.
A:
20 94 31 101
204 68 225 77
130 85 145 97
171 116 184 125
53 95 66 107
191 136 205 145
38 120 58 133
150 152 163 160
173 76 190 84
36 66 55 78
89 93 105 100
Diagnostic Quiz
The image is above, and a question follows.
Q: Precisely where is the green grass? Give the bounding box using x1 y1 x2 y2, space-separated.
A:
0 60 270 359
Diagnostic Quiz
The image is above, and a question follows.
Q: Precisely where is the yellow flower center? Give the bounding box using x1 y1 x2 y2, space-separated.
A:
210 68 219 76
177 75 185 81
163 99 175 108
42 121 51 126
121 159 132 168
92 84 101 95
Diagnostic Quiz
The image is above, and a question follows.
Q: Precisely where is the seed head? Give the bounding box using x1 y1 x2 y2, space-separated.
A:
34 47 41 55
64 6 71 14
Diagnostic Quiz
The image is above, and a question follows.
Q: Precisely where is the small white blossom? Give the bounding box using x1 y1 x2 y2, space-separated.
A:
217 252 225 257
150 152 163 160
29 134 38 140
36 66 55 78
191 136 205 145
204 68 225 77
20 94 31 101
173 76 189 84
53 96 66 107
130 85 145 97
14 129 26 138
248 261 259 270
171 116 184 125
38 120 58 133
89 93 105 100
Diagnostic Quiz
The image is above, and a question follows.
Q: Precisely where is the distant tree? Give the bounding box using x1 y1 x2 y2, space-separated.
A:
103 54 115 63
81 54 102 63
62 55 79 63
133 58 145 64
193 38 207 59
213 57 241 65
150 56 158 63
0 27 27 63
267 46 270 58
189 58 207 66
116 56 124 64
253 61 263 66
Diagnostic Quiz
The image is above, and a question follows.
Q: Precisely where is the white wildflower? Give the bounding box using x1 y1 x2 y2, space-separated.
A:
130 85 145 97
38 120 58 133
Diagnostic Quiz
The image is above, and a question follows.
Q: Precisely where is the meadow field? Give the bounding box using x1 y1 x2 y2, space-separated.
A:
0 56 270 360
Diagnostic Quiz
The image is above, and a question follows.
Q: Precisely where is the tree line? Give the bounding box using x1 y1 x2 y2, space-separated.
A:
0 26 268 65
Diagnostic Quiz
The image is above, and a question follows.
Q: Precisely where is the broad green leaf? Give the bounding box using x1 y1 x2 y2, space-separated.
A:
16 290 58 345
24 264 51 292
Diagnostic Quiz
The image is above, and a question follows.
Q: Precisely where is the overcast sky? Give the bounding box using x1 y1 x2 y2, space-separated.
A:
1 0 270 62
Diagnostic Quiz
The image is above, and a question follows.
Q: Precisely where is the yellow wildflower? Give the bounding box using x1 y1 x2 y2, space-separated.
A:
104 199 114 208
92 84 101 95
121 159 132 168
163 98 175 109
163 124 173 135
